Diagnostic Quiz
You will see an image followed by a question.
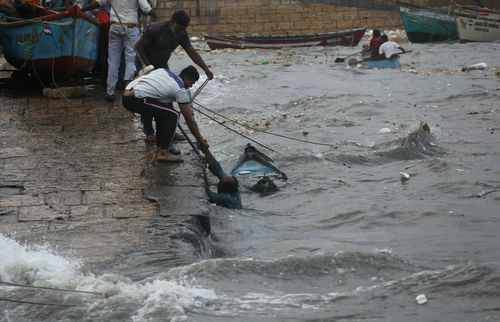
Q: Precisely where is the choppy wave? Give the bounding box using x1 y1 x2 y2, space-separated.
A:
1 234 499 321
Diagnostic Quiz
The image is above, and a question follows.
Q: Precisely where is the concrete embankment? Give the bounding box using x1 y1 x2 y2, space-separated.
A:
0 86 209 273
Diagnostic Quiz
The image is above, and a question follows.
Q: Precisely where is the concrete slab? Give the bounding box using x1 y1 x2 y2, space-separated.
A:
0 86 210 273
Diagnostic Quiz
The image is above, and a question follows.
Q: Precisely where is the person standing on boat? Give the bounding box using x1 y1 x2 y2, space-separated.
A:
121 65 209 163
378 34 406 60
81 0 155 102
198 145 242 209
134 10 213 144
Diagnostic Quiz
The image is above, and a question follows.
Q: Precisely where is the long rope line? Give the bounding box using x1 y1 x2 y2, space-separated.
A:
0 281 103 295
192 101 337 148
0 296 78 307
192 101 276 152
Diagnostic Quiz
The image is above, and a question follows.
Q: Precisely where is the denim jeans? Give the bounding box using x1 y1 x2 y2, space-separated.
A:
106 24 140 96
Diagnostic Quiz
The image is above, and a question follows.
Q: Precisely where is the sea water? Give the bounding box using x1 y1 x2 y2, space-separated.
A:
1 40 500 321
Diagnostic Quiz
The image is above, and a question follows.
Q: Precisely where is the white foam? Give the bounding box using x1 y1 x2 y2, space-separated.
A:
0 235 218 321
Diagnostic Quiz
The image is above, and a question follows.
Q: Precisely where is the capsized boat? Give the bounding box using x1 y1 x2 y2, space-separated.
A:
397 1 457 43
205 28 366 50
0 5 102 78
231 144 287 180
454 4 500 42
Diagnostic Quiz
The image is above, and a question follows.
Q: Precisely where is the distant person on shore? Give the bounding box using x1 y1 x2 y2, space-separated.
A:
135 10 213 146
121 65 208 162
198 145 242 209
82 0 155 103
377 34 406 60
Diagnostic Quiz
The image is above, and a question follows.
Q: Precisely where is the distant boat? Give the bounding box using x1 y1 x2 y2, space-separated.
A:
454 4 500 42
204 28 366 50
397 1 457 43
231 144 287 180
0 5 101 78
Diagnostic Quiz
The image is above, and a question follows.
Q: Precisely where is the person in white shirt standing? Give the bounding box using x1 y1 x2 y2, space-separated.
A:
378 34 406 60
82 0 155 102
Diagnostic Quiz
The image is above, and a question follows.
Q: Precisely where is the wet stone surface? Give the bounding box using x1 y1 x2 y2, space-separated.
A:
0 88 209 273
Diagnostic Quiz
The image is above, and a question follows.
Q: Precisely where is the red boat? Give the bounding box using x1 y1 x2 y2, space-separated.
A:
205 28 366 50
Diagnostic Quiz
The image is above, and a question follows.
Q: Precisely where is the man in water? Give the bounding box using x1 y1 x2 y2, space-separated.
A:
198 145 242 209
121 65 208 162
135 10 213 144
378 34 406 60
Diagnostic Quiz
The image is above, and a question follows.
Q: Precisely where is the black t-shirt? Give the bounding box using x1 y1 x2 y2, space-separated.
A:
142 21 191 69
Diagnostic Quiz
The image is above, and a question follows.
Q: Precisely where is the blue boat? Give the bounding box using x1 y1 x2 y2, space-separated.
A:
0 5 101 78
362 57 401 69
231 144 287 180
348 57 401 69
398 1 457 43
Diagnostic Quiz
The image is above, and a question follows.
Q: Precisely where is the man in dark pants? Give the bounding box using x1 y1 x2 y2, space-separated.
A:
135 10 213 144
121 65 208 162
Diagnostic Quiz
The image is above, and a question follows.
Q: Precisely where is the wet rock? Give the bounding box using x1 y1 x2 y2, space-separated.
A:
42 86 88 99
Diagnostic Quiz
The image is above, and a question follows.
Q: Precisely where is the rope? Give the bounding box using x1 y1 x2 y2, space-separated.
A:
0 13 74 26
192 101 337 148
0 296 78 307
0 281 103 295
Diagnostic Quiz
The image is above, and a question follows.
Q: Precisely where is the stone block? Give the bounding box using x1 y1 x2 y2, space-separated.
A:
0 194 45 207
18 205 65 222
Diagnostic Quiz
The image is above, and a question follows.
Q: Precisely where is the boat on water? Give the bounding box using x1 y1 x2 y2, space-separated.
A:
454 4 500 42
362 57 401 68
231 144 287 180
397 1 457 43
348 56 401 69
204 28 366 50
0 5 102 78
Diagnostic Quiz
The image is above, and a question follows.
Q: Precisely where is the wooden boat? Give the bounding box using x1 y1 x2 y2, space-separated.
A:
231 144 287 180
0 5 101 78
454 5 500 42
397 1 457 43
205 28 366 50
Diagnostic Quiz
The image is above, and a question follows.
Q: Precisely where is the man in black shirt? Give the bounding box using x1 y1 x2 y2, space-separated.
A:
135 10 213 144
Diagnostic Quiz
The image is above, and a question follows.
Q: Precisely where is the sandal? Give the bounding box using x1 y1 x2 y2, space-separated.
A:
155 149 184 163
145 134 156 143
174 132 186 141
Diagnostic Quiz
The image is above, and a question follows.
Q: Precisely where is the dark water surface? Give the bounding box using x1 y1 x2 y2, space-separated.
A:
1 41 500 321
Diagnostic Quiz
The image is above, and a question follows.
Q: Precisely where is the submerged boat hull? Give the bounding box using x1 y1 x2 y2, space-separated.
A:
205 28 366 50
0 6 101 78
455 5 500 42
398 1 457 43
231 144 287 180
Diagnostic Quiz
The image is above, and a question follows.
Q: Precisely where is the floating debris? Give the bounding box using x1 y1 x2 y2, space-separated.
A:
415 294 428 305
462 62 488 72
400 172 410 182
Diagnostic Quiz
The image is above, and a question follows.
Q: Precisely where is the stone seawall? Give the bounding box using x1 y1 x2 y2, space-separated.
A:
154 0 499 37
0 80 209 272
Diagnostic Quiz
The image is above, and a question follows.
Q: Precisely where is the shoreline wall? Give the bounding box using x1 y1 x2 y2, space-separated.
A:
154 0 499 37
